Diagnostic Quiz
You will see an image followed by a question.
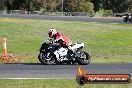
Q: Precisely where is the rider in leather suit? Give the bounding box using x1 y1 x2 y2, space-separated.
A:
48 28 72 48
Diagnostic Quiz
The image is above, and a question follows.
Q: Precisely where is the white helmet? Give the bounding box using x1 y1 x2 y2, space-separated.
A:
48 28 57 38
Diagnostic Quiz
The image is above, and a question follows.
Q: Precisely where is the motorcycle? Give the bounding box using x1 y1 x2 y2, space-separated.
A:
38 39 90 65
123 14 132 22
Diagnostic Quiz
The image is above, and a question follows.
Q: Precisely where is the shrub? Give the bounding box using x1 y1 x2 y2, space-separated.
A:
103 10 113 16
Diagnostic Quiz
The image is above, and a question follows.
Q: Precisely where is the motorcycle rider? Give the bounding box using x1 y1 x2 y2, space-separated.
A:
48 28 72 46
48 28 73 57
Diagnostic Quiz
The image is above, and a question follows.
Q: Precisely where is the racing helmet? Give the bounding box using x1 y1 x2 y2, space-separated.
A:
48 28 57 38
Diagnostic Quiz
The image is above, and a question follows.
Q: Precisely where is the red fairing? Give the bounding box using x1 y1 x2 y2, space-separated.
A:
55 32 72 46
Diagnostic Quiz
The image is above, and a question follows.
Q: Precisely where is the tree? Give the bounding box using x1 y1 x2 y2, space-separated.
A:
0 0 5 10
92 0 132 13
92 0 100 12
110 0 132 13
37 0 60 12
63 0 94 13
81 0 94 13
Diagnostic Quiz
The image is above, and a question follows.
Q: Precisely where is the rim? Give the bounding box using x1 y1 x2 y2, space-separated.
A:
79 52 89 62
40 53 55 64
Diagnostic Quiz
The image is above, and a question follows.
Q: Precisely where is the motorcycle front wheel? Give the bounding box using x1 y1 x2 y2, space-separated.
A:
124 18 128 22
38 52 56 65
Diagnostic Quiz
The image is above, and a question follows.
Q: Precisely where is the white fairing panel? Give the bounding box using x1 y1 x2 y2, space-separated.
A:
58 47 68 57
54 47 68 59
54 51 59 59
70 43 84 52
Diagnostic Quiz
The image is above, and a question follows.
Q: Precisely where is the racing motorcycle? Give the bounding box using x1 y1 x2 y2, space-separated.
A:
38 39 90 65
123 14 132 22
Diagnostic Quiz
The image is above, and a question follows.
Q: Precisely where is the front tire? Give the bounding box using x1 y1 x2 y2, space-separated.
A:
76 51 90 65
124 18 128 22
38 52 56 65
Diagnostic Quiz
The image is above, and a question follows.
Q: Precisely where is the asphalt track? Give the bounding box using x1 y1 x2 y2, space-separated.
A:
0 14 131 79
0 63 132 79
0 14 124 23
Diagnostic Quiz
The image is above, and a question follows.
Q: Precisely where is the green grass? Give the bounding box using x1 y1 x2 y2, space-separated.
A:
0 79 131 88
0 18 132 63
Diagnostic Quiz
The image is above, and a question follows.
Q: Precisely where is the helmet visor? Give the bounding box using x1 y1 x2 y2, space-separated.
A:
48 32 52 38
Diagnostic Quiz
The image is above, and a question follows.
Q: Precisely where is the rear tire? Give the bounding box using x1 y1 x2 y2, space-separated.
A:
38 52 56 65
76 51 90 65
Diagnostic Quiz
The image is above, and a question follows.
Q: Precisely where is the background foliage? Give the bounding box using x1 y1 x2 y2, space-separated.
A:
0 0 132 15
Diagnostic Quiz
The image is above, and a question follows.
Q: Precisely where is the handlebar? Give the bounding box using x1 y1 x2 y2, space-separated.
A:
44 38 59 45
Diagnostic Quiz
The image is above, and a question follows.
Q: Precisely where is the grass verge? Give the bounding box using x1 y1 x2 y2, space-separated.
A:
0 79 131 88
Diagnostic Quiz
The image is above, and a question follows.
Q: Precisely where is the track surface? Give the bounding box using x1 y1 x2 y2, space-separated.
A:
0 14 124 23
0 63 132 79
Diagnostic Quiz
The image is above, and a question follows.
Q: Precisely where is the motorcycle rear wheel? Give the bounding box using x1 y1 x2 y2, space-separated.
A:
76 51 90 65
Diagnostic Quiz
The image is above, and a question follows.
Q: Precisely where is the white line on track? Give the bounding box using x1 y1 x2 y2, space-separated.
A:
0 78 75 80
